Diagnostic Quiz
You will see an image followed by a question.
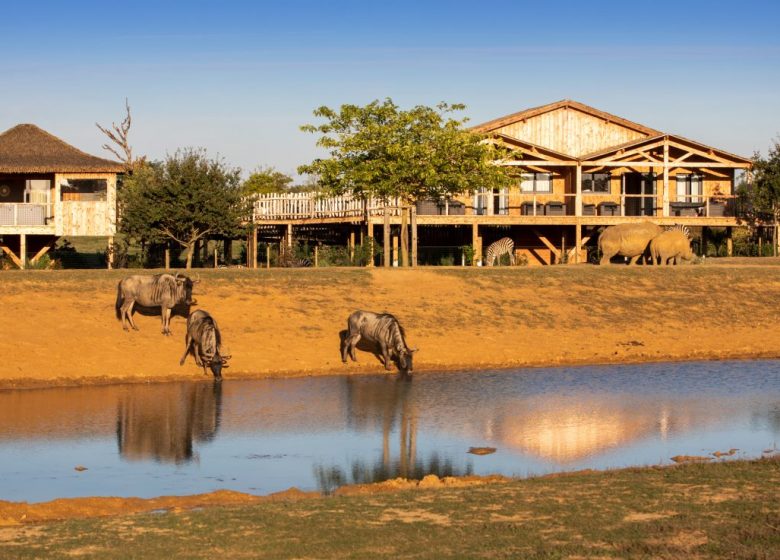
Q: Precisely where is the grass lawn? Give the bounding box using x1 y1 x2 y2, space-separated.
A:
2 458 778 559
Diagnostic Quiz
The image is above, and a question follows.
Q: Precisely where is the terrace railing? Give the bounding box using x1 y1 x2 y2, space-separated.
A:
252 193 403 221
0 203 52 226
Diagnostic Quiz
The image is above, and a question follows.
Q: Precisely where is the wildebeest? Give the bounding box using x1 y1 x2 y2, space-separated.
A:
341 310 417 374
179 310 230 380
115 273 198 335
598 222 664 265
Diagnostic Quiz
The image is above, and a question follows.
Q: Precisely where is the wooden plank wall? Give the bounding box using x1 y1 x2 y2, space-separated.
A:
495 107 649 157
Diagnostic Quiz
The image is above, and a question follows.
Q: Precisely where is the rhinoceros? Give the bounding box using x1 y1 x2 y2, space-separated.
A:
650 229 694 265
598 222 664 265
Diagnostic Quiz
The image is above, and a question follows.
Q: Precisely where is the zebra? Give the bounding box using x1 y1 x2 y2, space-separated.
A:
485 237 516 266
665 224 691 238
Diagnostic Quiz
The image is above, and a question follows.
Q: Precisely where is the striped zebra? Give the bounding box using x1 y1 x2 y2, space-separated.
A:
665 224 691 238
485 237 516 266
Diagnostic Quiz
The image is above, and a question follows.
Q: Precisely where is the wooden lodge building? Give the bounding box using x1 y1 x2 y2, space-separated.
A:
0 124 123 268
251 100 752 266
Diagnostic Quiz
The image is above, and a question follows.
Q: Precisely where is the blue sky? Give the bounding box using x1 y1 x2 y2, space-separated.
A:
1 0 778 179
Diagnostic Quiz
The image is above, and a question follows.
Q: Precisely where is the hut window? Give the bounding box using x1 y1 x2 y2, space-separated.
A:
582 173 610 193
60 179 108 202
676 174 702 203
520 173 552 193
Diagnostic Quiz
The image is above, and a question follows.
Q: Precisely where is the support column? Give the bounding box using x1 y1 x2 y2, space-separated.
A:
164 246 170 270
662 137 670 217
286 223 293 247
367 221 375 267
349 230 356 264
400 206 409 267
392 236 399 267
410 206 418 267
726 227 733 257
107 236 114 270
575 163 582 218
383 206 391 268
19 234 26 269
574 223 582 264
252 227 258 269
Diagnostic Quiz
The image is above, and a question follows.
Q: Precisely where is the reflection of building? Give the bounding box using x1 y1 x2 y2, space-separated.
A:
116 381 222 464
314 376 473 493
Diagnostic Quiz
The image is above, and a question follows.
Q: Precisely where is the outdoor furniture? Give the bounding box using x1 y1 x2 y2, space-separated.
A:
598 201 619 216
707 201 727 217
670 201 705 217
415 199 440 215
582 204 596 216
545 201 565 216
521 201 541 215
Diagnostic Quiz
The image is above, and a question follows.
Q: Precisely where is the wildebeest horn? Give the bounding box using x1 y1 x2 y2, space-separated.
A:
409 347 419 353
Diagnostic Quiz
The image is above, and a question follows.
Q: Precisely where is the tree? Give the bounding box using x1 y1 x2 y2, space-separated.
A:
748 139 780 253
120 149 251 269
96 98 143 171
297 98 509 203
242 166 294 195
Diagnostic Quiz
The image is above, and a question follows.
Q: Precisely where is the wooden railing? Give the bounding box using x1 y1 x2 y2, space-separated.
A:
252 193 403 221
250 192 739 221
0 203 53 227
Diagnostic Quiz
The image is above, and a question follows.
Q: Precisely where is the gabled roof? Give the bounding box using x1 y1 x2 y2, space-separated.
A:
580 133 752 165
490 133 576 162
472 99 662 137
0 124 124 173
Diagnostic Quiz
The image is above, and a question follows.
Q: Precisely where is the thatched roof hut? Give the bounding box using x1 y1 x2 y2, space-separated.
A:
0 124 124 173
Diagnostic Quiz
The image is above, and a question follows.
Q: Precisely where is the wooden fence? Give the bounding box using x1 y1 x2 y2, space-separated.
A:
252 193 402 221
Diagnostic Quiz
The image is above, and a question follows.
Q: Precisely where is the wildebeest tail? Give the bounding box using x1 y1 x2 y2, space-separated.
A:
115 281 123 320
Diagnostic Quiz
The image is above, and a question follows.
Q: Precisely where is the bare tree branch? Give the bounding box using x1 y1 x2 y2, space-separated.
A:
96 98 135 170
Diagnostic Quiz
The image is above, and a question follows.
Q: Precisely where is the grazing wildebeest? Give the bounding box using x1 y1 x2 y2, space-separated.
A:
179 309 230 380
341 310 417 374
115 273 198 335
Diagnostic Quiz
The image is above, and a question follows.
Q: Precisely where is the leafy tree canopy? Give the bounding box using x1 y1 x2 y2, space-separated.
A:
242 166 294 195
119 148 251 268
750 139 780 222
297 99 509 202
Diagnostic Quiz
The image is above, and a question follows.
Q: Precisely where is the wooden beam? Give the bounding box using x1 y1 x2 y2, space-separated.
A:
383 206 391 268
19 234 26 269
30 241 55 265
567 235 592 261
367 221 375 267
472 223 479 266
663 139 669 217
498 160 577 167
580 161 748 168
532 229 562 259
575 163 582 217
666 139 735 165
0 244 22 269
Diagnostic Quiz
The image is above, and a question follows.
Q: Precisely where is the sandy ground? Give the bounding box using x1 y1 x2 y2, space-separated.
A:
0 265 779 388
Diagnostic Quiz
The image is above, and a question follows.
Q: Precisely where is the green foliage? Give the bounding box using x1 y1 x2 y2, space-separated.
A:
298 99 510 202
119 149 251 268
459 244 476 266
241 166 293 195
749 140 780 221
315 239 381 267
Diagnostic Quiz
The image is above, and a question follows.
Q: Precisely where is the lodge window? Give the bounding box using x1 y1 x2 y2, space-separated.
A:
473 187 509 215
582 173 610 193
676 174 702 203
60 179 108 202
520 173 552 193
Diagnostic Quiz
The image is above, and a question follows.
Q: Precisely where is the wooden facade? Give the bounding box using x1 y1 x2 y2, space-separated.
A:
253 100 752 266
0 124 123 268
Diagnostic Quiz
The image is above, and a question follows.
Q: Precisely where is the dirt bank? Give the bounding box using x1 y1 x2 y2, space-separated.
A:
1 265 779 389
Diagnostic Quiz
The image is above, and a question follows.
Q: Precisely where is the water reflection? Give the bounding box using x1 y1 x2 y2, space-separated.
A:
116 381 222 464
314 376 473 492
0 361 778 501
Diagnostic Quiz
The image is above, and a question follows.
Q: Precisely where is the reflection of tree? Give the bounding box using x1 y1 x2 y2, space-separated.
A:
116 381 222 464
314 376 473 494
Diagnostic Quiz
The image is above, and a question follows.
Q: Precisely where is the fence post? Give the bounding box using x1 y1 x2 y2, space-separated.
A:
383 206 391 267
411 205 418 267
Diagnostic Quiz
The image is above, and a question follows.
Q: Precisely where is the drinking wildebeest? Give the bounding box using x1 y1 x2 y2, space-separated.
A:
341 310 417 374
598 222 664 265
179 310 231 380
115 272 198 335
